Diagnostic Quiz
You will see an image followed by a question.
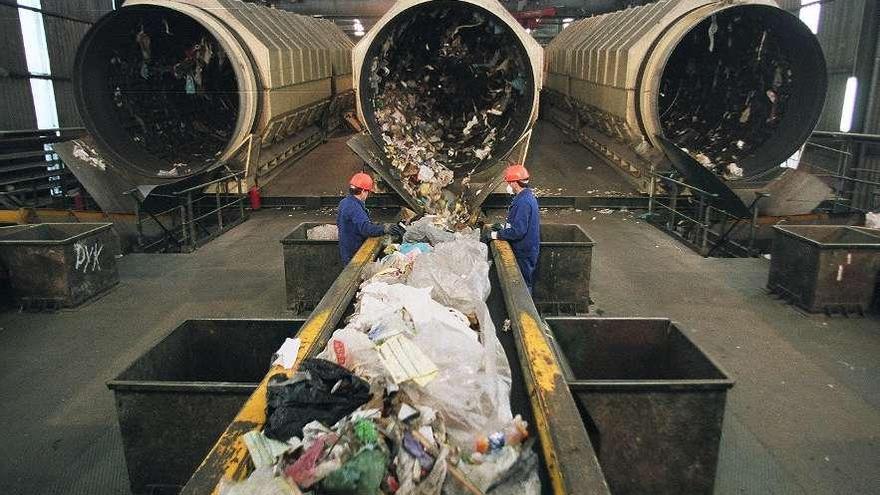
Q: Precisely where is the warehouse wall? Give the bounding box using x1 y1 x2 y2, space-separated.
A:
42 0 110 128
0 3 39 130
0 1 111 131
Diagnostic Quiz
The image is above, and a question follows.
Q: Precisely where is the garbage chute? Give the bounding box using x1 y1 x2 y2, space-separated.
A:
351 0 543 224
543 0 827 190
73 0 354 188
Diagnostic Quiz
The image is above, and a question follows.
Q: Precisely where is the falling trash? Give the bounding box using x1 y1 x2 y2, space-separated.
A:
366 4 532 225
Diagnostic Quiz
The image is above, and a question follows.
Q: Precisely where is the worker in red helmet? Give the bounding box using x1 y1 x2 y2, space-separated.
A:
482 164 541 292
337 172 404 264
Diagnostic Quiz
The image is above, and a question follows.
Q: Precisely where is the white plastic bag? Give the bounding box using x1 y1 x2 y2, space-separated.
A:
315 328 386 381
407 239 491 316
403 216 455 244
866 211 880 229
335 282 513 445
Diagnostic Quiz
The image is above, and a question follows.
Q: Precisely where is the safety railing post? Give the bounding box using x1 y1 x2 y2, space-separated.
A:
237 175 245 220
216 184 223 231
701 202 712 256
186 192 196 252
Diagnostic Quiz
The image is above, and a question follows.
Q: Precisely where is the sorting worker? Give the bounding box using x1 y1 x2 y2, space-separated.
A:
482 164 541 292
337 172 405 264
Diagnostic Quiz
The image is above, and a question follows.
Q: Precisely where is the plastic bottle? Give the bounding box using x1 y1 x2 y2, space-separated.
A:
474 415 529 454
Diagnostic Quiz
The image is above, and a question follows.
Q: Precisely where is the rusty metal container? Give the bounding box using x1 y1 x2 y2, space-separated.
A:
768 225 880 314
280 222 342 314
547 316 734 495
535 224 594 314
0 223 119 308
108 318 305 495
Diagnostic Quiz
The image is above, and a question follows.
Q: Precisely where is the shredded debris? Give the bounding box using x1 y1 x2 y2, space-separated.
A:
104 11 238 168
228 231 541 495
367 5 530 225
660 9 794 177
72 143 107 171
306 224 339 241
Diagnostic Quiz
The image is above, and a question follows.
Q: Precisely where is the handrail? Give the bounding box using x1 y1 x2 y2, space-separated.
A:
811 130 880 143
648 170 720 199
173 172 245 196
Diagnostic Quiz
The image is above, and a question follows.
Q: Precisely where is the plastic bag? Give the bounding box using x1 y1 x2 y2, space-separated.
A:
316 329 386 380
219 466 302 495
319 448 388 495
403 216 455 244
362 251 415 285
264 359 371 441
337 282 512 445
866 211 880 229
407 239 491 316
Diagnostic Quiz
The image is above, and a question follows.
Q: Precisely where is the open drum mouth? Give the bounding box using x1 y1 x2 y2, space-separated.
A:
75 5 242 179
360 0 536 179
657 5 827 180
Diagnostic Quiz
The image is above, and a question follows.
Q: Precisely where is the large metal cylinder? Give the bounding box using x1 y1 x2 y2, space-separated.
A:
352 0 543 218
74 0 353 185
544 0 827 183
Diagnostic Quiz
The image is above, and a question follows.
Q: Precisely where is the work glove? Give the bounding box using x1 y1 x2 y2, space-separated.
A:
480 228 493 244
386 222 407 241
491 222 505 232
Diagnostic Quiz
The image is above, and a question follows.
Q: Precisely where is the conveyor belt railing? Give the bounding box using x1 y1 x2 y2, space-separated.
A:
181 237 610 494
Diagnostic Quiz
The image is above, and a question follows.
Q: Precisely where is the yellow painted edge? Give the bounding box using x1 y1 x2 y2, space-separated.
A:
519 312 567 495
519 312 559 393
0 209 27 224
496 241 568 494
205 237 382 493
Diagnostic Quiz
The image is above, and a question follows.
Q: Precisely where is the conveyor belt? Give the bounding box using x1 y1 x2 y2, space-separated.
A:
180 238 609 494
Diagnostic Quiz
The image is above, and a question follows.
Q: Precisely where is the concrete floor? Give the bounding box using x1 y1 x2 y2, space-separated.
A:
261 121 638 198
1 207 878 494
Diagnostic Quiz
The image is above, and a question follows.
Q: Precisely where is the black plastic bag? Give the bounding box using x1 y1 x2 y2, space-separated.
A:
264 358 371 441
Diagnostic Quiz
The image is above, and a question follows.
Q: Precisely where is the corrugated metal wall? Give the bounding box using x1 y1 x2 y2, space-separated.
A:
0 1 110 131
43 1 112 127
0 3 38 130
813 0 869 131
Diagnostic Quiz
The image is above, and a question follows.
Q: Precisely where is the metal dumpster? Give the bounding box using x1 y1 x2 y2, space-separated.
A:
0 223 119 308
281 222 342 313
535 223 594 314
546 317 734 495
768 225 880 314
108 318 305 495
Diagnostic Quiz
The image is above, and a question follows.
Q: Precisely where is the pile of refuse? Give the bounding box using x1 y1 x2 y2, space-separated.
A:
367 6 529 225
223 218 539 495
660 9 794 179
306 224 339 241
104 11 239 170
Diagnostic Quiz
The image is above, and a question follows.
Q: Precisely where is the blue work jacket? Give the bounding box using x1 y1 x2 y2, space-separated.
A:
497 187 541 288
337 195 385 264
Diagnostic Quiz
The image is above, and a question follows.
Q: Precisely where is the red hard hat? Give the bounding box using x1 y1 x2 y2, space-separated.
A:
349 172 375 192
504 164 530 182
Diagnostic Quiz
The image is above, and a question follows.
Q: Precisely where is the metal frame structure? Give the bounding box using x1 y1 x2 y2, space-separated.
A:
127 172 248 253
646 172 765 258
0 128 90 210
646 131 880 258
806 131 880 213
